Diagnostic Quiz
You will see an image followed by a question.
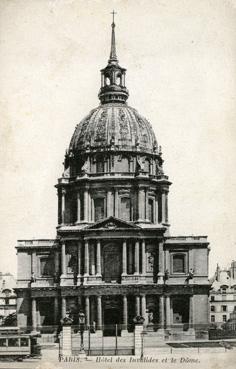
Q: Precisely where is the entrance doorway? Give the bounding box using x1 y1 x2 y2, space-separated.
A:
103 244 121 283
103 296 122 336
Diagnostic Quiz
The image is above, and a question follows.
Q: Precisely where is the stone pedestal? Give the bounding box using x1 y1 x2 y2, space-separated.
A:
62 325 72 356
134 324 144 357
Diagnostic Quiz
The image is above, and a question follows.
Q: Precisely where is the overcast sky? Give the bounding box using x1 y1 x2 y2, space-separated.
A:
0 0 235 277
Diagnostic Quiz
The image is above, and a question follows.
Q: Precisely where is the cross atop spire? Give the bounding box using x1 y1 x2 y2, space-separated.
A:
109 10 118 63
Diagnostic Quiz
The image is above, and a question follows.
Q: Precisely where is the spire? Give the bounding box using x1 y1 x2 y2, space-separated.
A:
109 10 118 63
98 13 129 104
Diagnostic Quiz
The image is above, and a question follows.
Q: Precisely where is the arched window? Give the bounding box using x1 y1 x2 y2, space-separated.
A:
94 198 105 221
119 197 131 221
105 76 110 86
172 254 186 273
96 159 104 173
148 198 154 223
116 74 122 85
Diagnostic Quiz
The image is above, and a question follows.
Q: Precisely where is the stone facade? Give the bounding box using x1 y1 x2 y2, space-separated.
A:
15 19 210 339
209 261 236 327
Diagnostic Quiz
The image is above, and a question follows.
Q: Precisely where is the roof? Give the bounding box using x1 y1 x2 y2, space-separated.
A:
69 103 158 154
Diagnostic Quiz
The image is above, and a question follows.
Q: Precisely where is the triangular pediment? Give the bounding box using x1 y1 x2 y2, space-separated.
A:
85 216 141 230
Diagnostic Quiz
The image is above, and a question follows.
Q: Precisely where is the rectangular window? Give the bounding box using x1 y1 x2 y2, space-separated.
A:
20 338 29 347
211 315 215 322
211 305 215 312
96 160 104 173
222 315 227 322
0 339 7 347
172 254 186 273
8 338 19 347
148 199 154 223
94 198 105 221
40 257 54 277
120 197 131 221
222 305 227 312
210 296 215 302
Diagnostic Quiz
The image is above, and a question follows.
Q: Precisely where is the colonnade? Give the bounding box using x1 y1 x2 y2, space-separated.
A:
31 294 193 331
60 238 163 280
59 187 168 225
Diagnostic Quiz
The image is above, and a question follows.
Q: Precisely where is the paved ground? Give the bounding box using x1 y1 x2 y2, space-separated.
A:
0 347 235 369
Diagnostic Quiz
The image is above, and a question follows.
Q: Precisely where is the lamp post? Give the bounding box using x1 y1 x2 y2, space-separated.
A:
79 311 85 355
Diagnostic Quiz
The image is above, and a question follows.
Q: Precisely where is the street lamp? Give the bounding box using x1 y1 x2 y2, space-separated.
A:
78 311 85 355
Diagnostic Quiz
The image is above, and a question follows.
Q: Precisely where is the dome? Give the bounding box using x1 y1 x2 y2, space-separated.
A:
69 103 158 154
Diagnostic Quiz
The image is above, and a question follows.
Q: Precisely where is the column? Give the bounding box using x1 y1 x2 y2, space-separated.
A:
96 240 101 275
141 295 146 322
83 188 88 222
61 189 66 224
158 241 164 283
54 297 59 325
134 240 140 274
141 240 146 275
114 189 119 218
77 241 82 284
76 192 81 223
165 193 168 223
55 251 60 277
85 296 90 326
135 296 140 316
32 298 37 331
97 296 102 329
107 190 113 217
77 241 82 276
123 295 128 330
166 296 171 328
90 244 95 275
145 189 149 221
161 192 166 223
58 189 62 225
88 191 91 222
155 196 159 224
84 240 89 276
122 240 127 275
61 297 66 319
159 295 165 330
61 243 66 276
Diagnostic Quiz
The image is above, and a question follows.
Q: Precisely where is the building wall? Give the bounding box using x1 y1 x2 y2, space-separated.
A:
193 294 209 325
17 292 31 328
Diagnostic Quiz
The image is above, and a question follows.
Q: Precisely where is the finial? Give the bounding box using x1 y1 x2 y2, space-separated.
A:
111 9 116 24
109 10 118 63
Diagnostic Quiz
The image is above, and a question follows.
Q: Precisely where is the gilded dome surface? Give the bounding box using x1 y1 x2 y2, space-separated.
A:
69 103 158 154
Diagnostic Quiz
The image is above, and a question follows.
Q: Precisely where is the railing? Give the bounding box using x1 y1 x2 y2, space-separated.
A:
17 239 58 247
166 236 208 242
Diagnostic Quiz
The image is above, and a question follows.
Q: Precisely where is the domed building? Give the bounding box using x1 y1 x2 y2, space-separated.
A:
16 19 210 342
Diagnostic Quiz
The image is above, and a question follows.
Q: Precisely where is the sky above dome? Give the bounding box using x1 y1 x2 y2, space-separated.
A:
0 0 235 277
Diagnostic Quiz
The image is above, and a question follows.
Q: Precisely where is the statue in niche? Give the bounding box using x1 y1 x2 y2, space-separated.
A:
81 159 89 174
148 310 154 324
156 160 164 175
147 252 154 272
136 156 145 175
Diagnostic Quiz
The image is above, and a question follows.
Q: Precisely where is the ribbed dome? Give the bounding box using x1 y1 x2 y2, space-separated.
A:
69 103 158 154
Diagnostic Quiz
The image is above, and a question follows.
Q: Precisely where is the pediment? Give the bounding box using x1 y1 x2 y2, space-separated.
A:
85 216 141 230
